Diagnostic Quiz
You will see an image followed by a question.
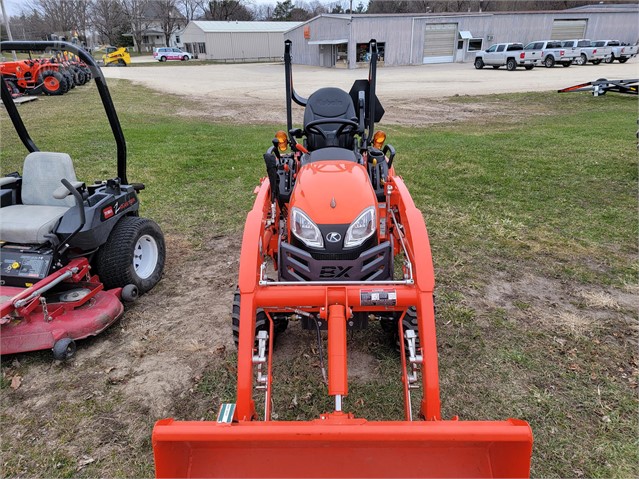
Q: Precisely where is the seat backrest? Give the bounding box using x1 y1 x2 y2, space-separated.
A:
21 152 78 207
303 87 356 151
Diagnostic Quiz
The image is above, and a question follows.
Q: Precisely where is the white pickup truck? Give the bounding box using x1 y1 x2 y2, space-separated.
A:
561 39 612 65
592 40 639 63
523 40 580 68
474 43 537 71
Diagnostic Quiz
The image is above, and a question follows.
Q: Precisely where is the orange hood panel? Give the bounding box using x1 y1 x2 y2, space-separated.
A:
290 161 376 225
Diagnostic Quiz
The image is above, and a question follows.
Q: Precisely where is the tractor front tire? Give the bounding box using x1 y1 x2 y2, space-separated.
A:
232 290 288 350
4 78 20 97
40 71 66 95
95 216 165 294
381 306 421 350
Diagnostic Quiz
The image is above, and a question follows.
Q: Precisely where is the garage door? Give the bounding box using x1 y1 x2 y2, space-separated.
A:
423 24 456 64
550 19 587 40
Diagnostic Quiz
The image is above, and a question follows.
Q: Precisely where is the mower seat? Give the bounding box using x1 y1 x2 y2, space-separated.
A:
0 152 78 244
303 87 356 151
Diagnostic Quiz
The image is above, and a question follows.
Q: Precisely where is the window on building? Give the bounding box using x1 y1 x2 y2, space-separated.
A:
175 35 180 44
468 39 483 51
356 42 385 62
336 43 348 64
184 43 192 53
457 40 463 50
142 35 149 44
198 42 206 54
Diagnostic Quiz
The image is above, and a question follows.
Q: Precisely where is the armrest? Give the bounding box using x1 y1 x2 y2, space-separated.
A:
53 180 84 199
0 177 19 187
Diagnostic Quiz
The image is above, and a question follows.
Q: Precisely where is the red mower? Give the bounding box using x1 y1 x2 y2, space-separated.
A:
1 41 165 360
152 40 532 477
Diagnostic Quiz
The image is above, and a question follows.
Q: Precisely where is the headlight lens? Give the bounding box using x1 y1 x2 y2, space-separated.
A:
291 207 324 248
344 207 376 248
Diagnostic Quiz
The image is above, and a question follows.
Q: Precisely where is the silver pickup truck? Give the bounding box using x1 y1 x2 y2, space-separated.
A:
561 39 612 65
474 43 536 71
523 40 580 67
593 40 639 63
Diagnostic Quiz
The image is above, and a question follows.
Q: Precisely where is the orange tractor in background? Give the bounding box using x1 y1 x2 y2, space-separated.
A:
0 51 91 96
152 40 533 478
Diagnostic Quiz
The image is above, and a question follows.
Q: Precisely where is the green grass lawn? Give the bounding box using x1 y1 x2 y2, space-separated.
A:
1 80 637 478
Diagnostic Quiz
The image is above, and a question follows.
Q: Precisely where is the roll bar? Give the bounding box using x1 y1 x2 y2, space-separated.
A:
0 41 129 184
283 39 381 146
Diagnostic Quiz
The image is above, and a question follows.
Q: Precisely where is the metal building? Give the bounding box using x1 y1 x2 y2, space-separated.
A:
284 5 639 68
181 21 302 61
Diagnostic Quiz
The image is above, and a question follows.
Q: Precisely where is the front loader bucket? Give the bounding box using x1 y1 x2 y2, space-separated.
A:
153 418 532 478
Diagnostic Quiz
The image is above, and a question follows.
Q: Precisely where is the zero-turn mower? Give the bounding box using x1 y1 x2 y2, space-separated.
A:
0 41 165 360
152 40 532 478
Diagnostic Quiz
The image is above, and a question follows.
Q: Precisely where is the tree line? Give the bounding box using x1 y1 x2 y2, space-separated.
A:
2 0 621 51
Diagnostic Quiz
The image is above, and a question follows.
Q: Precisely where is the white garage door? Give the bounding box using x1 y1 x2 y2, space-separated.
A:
550 19 587 40
423 24 457 64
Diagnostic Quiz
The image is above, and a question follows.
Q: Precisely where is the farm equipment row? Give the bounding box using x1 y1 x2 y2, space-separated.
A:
1 50 92 98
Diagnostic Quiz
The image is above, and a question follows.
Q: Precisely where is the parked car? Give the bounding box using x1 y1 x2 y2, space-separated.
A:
474 43 536 71
592 40 639 63
523 40 579 67
153 47 191 62
560 39 612 65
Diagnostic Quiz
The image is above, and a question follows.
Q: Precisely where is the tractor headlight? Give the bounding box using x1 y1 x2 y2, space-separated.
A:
291 207 324 248
344 207 376 248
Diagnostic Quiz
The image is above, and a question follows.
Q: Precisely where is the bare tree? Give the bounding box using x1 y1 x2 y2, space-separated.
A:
91 0 129 45
202 0 253 20
119 0 151 53
156 0 183 46
177 0 203 21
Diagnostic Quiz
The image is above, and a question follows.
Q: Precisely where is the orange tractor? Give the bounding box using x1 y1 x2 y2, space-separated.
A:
152 40 533 478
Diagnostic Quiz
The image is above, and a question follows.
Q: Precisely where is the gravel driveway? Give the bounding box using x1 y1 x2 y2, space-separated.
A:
101 59 638 125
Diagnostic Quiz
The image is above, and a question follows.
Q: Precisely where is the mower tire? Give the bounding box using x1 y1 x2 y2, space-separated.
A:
232 290 288 350
121 284 139 303
52 338 76 360
94 216 165 294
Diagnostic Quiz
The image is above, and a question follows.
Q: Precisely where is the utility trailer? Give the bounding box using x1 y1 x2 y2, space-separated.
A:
152 40 533 478
558 78 638 96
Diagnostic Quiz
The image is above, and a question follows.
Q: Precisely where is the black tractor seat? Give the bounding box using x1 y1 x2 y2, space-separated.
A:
303 87 357 151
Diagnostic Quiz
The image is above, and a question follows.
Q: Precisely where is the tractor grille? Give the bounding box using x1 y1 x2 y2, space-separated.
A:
279 240 392 282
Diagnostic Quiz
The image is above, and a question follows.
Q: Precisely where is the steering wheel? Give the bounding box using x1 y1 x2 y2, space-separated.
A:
305 118 359 139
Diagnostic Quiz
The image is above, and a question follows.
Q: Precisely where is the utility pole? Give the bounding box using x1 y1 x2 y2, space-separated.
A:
0 0 17 60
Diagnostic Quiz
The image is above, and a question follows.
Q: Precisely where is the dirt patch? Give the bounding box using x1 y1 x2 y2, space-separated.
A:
477 269 639 338
0 233 240 475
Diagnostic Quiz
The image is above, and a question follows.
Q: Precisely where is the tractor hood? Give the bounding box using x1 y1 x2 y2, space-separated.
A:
290 161 377 225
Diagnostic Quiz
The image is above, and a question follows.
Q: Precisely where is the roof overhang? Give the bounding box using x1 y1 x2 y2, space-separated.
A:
308 39 348 45
459 31 473 39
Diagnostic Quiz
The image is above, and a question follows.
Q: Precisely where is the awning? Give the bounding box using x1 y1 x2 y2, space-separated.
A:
308 39 348 45
458 31 473 40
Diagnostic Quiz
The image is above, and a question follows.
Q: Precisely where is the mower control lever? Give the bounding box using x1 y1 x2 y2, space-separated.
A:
56 178 86 257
